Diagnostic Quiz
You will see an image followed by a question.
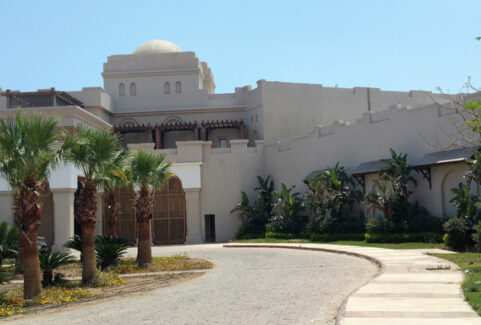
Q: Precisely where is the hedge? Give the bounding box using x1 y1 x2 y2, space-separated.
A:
265 232 297 239
364 232 443 243
310 233 365 242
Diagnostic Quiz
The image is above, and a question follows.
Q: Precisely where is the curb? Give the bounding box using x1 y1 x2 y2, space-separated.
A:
223 244 385 325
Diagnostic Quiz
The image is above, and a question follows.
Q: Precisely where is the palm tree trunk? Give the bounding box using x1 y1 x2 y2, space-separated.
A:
76 180 98 284
15 177 42 299
105 190 119 237
136 187 152 267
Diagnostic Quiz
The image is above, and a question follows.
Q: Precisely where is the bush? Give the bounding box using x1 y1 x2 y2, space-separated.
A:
234 224 264 240
265 232 296 239
266 184 304 234
95 235 129 269
310 233 365 242
365 232 443 243
365 217 396 234
39 250 77 287
318 215 365 234
472 221 481 252
443 217 469 251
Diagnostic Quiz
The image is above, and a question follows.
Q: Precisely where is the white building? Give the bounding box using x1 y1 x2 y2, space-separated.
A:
0 40 474 249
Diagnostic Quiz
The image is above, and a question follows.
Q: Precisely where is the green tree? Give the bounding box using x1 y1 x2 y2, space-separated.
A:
267 184 304 234
0 112 60 298
127 150 171 267
62 126 124 284
380 149 417 225
304 163 362 232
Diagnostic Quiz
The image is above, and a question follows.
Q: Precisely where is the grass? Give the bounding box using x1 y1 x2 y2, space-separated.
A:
431 252 481 316
234 238 446 250
110 254 213 274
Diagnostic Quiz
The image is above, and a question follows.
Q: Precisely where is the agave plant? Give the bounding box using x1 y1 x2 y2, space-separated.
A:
95 235 128 269
39 249 77 286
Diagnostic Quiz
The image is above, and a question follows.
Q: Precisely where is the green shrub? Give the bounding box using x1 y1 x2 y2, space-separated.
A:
95 235 129 269
310 233 365 242
365 217 395 234
266 184 304 234
265 232 296 239
365 232 443 243
39 250 77 287
443 217 469 251
234 225 264 240
472 221 481 252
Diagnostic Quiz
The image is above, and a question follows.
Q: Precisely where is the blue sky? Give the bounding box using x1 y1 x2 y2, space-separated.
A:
0 0 479 94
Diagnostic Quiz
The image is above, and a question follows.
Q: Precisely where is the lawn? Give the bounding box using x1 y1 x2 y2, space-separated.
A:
431 252 481 316
234 238 445 250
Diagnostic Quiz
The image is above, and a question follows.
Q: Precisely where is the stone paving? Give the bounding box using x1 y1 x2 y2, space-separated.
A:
225 243 481 325
4 244 376 324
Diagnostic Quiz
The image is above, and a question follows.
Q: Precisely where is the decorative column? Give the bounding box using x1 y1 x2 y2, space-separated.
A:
184 188 202 244
51 188 76 252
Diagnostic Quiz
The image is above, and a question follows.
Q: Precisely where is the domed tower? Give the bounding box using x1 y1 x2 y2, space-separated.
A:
102 40 216 112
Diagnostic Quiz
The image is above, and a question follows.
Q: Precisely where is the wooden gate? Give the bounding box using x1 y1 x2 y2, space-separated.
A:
152 177 186 244
103 187 137 245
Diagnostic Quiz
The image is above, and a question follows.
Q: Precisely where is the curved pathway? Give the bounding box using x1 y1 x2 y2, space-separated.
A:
225 243 481 325
5 244 377 325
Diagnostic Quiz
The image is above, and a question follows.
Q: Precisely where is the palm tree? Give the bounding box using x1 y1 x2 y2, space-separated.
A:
62 126 124 284
0 112 60 299
127 150 171 267
98 150 129 237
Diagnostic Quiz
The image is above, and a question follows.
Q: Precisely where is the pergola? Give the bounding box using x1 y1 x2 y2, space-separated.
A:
113 119 246 149
1 88 85 108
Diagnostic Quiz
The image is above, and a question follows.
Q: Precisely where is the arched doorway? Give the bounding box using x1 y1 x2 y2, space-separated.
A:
152 177 186 244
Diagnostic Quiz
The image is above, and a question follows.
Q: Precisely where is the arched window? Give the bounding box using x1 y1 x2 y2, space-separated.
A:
119 83 125 96
164 82 171 94
175 81 182 94
130 82 136 96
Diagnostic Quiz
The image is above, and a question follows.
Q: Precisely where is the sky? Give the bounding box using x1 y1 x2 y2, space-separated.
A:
0 0 480 94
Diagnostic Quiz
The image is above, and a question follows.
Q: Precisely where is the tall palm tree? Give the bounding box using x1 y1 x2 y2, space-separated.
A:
128 150 171 267
98 150 129 237
0 112 60 299
62 126 123 283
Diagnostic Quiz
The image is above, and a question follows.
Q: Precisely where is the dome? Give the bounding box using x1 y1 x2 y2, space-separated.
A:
133 40 182 54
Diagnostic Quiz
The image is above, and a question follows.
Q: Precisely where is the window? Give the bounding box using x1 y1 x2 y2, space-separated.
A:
164 82 170 94
130 82 136 96
175 81 182 94
219 138 229 148
119 83 125 96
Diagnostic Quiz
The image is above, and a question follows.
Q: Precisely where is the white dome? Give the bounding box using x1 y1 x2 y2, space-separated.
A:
133 40 182 54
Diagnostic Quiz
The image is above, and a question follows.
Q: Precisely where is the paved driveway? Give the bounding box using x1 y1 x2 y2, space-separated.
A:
6 244 377 325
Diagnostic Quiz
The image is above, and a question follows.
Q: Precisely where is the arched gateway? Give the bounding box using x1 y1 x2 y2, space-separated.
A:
103 176 186 245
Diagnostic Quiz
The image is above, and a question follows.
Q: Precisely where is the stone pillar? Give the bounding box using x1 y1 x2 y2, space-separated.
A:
0 192 14 226
94 192 104 236
51 189 76 252
185 188 202 244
